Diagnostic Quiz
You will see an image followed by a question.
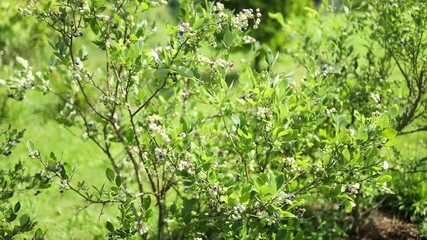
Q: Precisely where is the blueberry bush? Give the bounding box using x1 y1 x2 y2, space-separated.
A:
291 0 427 235
0 0 425 239
0 125 49 239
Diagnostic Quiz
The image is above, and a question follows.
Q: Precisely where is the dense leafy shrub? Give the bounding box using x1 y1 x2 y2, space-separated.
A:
1 0 421 239
292 0 427 235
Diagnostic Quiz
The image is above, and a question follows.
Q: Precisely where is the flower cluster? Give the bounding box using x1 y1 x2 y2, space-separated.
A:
325 107 337 116
231 8 261 30
321 65 334 76
230 203 246 220
371 92 381 103
256 107 271 120
58 180 68 193
282 156 304 172
346 128 356 136
196 54 213 65
134 220 149 235
282 156 295 167
177 153 195 174
177 22 195 37
372 110 382 117
147 115 170 143
276 192 296 205
196 53 232 72
255 210 277 226
243 36 256 44
28 149 41 159
213 2 229 29
212 2 261 44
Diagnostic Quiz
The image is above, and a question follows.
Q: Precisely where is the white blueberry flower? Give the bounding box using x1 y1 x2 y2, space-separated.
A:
243 36 256 44
371 92 381 103
383 160 389 170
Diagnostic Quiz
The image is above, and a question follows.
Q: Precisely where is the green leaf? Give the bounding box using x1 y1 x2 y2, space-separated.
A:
385 138 399 147
265 49 274 65
193 17 204 29
27 141 34 151
143 196 151 210
175 66 194 78
34 228 44 239
255 173 269 186
64 162 73 176
381 128 398 139
7 213 17 222
378 175 392 183
260 185 276 201
79 45 88 61
209 171 216 181
20 214 30 226
0 191 14 200
342 148 350 161
376 114 390 128
220 78 228 91
275 174 285 190
388 104 400 118
106 168 115 182
115 175 121 187
14 202 21 213
356 129 368 142
106 221 115 232
89 19 100 34
240 185 252 203
140 2 149 10
343 199 355 212
240 191 250 203
294 231 304 240
145 208 153 219
154 68 168 80
276 228 287 240
240 128 252 139
268 12 286 28
263 88 274 98
182 198 196 224
281 211 296 218
223 30 235 47
277 129 293 138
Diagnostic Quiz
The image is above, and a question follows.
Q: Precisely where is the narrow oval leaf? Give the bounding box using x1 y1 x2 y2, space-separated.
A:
378 175 392 183
106 221 115 232
381 128 398 139
106 168 115 182
143 196 151 210
342 148 350 161
115 175 121 187
20 214 30 226
14 202 21 213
